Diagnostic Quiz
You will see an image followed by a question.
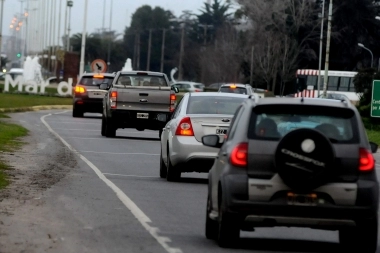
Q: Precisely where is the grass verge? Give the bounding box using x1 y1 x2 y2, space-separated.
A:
0 93 72 109
0 120 28 188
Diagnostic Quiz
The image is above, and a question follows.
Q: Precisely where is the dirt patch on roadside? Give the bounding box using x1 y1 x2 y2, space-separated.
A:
0 120 77 212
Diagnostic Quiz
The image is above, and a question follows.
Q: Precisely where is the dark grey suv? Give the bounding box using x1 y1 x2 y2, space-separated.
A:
202 97 379 251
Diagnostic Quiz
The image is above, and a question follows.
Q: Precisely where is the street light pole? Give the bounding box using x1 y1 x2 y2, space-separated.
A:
0 0 5 70
322 0 333 98
317 0 325 97
178 25 185 81
67 1 73 51
107 0 113 69
160 28 166 73
358 43 373 68
79 0 88 76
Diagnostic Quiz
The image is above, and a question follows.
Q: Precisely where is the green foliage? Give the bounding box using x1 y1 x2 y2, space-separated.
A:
0 120 28 189
353 68 380 106
0 93 72 109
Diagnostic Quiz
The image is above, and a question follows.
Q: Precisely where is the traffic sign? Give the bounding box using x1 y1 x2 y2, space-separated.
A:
91 59 107 73
371 80 380 117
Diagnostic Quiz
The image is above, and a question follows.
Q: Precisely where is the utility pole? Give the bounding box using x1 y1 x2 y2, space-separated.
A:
250 46 254 88
64 0 68 50
317 0 326 97
178 25 185 81
67 1 73 51
136 32 140 70
47 0 53 73
160 28 166 72
322 0 333 97
107 0 113 69
79 0 88 76
146 29 152 71
0 0 4 71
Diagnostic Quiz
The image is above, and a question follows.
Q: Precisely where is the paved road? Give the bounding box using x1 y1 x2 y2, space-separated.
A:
3 110 380 253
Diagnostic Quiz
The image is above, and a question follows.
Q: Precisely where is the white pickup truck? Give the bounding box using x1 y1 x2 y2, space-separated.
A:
100 71 179 138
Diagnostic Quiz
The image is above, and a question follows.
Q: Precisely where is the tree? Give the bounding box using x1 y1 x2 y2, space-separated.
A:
123 6 176 73
237 0 320 93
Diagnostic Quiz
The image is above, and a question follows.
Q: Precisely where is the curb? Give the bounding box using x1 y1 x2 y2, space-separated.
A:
0 105 73 113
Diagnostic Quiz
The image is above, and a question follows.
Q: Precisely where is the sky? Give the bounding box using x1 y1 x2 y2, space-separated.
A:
3 0 217 38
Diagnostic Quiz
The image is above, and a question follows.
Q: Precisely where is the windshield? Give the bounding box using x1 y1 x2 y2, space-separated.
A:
220 87 248 94
187 96 245 114
114 74 168 87
79 76 114 86
248 105 358 143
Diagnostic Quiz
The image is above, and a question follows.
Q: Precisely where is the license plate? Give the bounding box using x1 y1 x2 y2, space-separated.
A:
137 113 149 119
216 128 228 135
287 192 317 206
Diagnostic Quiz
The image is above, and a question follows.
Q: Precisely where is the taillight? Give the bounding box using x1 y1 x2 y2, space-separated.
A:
170 93 176 112
359 148 375 172
110 91 117 109
175 117 194 136
74 85 86 94
230 143 248 167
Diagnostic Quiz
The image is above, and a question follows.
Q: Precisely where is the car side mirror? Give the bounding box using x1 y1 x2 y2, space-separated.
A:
202 135 223 148
99 83 109 90
172 86 179 93
370 142 378 153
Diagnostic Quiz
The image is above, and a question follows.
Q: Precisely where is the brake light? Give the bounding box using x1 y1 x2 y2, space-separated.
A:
359 148 375 172
175 117 194 136
74 85 86 94
110 91 117 109
230 85 236 89
230 143 248 167
170 93 176 112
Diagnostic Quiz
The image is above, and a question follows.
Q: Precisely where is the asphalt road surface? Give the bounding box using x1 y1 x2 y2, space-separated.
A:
1 110 380 253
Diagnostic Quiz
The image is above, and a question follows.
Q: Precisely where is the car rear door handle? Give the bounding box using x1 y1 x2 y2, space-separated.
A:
166 126 170 129
222 152 227 156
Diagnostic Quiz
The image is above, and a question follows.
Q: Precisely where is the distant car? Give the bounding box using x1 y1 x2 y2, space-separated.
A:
72 72 115 117
159 92 249 181
319 93 350 101
208 83 225 90
0 68 24 80
218 83 253 95
202 97 379 251
171 81 204 92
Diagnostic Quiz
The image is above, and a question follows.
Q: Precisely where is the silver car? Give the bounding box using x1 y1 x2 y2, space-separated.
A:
171 81 205 92
160 92 249 181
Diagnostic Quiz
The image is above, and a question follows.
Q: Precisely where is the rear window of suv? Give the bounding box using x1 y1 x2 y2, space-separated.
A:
220 87 247 94
248 105 359 143
79 76 114 86
114 74 168 87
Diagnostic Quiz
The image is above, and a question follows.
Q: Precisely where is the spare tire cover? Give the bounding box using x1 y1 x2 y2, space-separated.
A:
275 128 335 191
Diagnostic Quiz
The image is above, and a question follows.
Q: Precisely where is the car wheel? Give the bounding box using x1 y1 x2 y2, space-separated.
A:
72 106 83 118
159 149 167 178
339 216 378 252
105 119 116 138
101 115 106 136
205 195 218 240
217 192 240 248
166 149 180 182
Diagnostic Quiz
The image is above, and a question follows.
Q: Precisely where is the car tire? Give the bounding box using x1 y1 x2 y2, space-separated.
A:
166 149 180 182
72 107 83 118
217 192 240 248
105 119 116 138
339 216 378 252
101 115 106 136
159 149 167 178
205 196 218 240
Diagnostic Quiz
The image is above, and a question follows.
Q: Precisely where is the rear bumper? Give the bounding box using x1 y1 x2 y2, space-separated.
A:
110 110 171 131
171 136 218 172
73 98 103 113
219 174 379 229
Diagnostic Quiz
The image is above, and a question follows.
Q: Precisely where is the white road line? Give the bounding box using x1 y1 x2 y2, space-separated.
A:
54 128 157 134
81 151 159 156
47 121 99 125
103 173 158 178
63 137 159 142
41 111 182 253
